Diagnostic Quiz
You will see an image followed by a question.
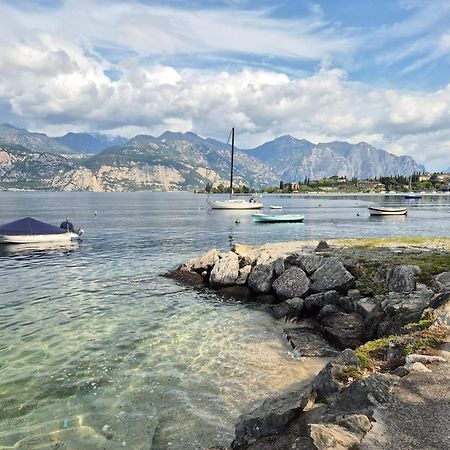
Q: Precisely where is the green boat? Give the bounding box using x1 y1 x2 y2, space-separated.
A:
252 213 304 223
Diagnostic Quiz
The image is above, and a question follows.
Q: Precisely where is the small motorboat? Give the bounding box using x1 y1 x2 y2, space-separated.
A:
368 206 407 216
270 205 283 209
404 193 422 199
252 213 304 223
0 217 83 244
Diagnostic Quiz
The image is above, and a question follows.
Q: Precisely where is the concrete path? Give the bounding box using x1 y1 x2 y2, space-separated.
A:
362 345 450 450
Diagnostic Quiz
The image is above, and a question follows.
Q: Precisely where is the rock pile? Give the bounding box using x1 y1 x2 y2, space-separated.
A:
171 245 448 351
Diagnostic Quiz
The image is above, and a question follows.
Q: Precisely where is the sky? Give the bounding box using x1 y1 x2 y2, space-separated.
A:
1 0 450 171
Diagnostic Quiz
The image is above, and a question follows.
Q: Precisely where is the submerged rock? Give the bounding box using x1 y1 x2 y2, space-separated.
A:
272 266 310 300
166 268 205 286
285 326 339 357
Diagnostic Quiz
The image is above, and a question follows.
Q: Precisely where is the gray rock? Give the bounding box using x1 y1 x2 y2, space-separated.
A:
231 386 315 448
310 415 371 450
304 290 340 312
365 288 434 338
310 423 362 450
295 254 324 275
210 252 240 286
405 354 446 364
255 294 278 305
273 257 287 277
272 297 304 320
310 258 355 293
394 366 410 377
235 265 251 286
387 264 421 293
326 373 392 420
312 349 360 403
318 307 365 349
285 326 339 357
433 271 450 292
354 297 377 318
183 249 219 272
315 240 330 252
335 296 355 314
248 263 275 294
238 255 253 268
272 266 310 300
347 289 362 301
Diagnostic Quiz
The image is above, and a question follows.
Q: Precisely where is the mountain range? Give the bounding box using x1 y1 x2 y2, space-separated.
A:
0 123 426 192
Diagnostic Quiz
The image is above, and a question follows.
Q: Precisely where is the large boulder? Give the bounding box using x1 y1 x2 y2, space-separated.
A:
312 349 360 403
310 415 372 450
248 263 275 294
364 288 435 338
231 386 315 449
310 258 355 293
294 254 324 275
433 271 450 293
272 297 304 320
272 266 310 300
318 306 365 349
325 373 392 420
304 290 340 312
387 265 421 293
209 252 240 286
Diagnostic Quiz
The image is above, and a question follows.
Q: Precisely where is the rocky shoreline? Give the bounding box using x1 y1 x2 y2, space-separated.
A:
168 237 450 449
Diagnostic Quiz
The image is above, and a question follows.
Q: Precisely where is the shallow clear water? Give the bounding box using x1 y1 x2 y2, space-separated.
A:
0 192 449 449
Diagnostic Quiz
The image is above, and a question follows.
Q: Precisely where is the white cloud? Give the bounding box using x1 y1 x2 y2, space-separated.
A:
0 0 450 171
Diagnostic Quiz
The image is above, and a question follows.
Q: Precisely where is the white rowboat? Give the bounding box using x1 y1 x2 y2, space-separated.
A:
368 206 407 216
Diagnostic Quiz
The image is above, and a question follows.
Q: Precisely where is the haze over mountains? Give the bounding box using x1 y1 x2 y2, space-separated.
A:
0 123 425 192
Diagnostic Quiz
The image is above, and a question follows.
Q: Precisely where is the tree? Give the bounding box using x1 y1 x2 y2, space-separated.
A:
279 180 284 190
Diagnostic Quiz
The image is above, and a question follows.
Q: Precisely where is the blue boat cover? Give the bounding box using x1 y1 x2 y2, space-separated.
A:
0 217 67 236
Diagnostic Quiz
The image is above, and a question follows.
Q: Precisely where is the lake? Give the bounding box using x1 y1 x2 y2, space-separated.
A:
0 192 448 449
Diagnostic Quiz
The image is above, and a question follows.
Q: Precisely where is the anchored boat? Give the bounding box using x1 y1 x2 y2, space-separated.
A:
0 217 83 244
252 213 304 223
368 206 407 216
208 128 263 210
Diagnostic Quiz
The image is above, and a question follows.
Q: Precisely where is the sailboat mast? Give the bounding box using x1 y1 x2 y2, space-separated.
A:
230 127 235 198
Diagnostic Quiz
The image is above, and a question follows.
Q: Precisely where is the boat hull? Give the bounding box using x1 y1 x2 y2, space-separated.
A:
209 200 263 210
0 232 82 244
252 214 304 223
368 207 407 216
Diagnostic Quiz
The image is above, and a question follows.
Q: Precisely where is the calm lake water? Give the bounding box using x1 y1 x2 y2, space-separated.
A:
0 192 449 449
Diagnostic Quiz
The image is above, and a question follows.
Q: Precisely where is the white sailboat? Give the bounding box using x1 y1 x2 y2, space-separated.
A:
208 128 263 210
